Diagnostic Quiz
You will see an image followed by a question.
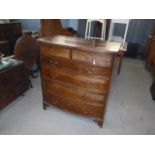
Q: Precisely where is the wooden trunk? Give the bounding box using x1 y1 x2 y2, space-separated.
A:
0 60 29 110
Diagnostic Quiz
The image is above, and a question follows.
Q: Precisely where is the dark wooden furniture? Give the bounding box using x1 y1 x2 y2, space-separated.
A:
145 32 155 99
145 36 155 70
0 60 29 110
0 22 22 55
14 35 39 87
150 61 155 100
40 19 77 37
145 25 155 70
37 35 120 127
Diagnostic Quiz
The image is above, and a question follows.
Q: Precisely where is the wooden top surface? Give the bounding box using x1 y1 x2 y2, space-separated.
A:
37 35 121 53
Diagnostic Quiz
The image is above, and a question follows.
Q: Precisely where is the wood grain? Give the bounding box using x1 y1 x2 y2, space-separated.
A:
37 35 120 127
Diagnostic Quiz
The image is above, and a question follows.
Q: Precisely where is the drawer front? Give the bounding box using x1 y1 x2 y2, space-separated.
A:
72 49 114 67
40 45 70 58
41 55 112 77
42 78 106 105
41 63 109 94
44 93 104 120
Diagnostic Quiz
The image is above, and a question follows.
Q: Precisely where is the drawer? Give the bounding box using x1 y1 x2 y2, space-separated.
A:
41 63 109 94
40 45 70 58
41 55 112 77
42 78 106 105
72 49 114 67
44 93 104 120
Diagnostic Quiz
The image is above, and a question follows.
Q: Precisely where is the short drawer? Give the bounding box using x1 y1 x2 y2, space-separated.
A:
41 55 112 77
72 49 114 67
44 93 104 120
41 63 109 94
40 45 70 58
42 78 106 105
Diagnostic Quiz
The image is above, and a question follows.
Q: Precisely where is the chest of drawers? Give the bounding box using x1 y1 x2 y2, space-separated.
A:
37 35 120 127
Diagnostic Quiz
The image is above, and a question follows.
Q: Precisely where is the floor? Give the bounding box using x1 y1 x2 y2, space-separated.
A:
0 58 155 135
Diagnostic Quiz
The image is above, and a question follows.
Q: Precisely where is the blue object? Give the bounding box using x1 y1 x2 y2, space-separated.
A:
0 59 15 71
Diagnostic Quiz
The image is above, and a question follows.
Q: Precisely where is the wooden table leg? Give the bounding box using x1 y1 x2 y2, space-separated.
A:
93 120 103 128
43 102 47 110
117 51 125 75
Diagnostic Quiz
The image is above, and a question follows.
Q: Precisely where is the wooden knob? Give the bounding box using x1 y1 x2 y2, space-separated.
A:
85 66 95 74
52 74 57 79
50 60 57 66
52 99 58 105
86 80 91 85
81 107 88 114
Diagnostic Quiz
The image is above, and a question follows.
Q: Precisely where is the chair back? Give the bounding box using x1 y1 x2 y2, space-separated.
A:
14 35 38 70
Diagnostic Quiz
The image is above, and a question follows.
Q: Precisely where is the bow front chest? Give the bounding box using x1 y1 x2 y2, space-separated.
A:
37 35 120 127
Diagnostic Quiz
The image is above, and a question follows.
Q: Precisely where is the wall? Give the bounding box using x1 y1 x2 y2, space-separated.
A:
16 19 40 31
68 19 79 30
61 19 69 27
15 19 78 31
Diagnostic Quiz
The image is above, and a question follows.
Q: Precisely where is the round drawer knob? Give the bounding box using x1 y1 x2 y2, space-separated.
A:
81 107 88 114
85 67 95 73
52 99 58 105
50 60 58 66
52 74 57 79
86 80 92 85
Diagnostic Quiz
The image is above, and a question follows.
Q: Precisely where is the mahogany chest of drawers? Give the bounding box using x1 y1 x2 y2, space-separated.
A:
37 35 120 127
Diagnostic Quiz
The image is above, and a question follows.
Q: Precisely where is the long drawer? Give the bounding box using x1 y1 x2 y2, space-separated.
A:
41 63 109 94
40 55 112 77
42 77 105 105
44 92 104 120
